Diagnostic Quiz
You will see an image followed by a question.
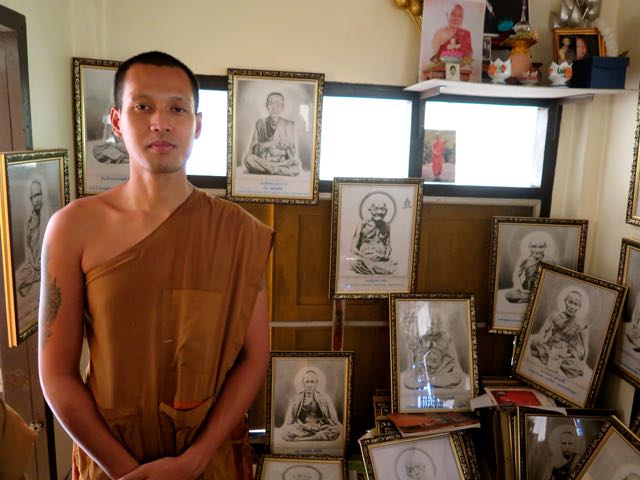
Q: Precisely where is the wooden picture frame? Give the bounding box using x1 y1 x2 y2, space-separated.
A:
0 149 69 346
329 178 423 299
513 263 627 408
226 68 323 204
626 92 640 226
570 417 640 479
516 406 612 480
266 351 353 457
359 431 480 480
255 455 347 480
390 294 478 413
72 57 128 196
611 238 640 387
488 217 588 334
552 28 606 63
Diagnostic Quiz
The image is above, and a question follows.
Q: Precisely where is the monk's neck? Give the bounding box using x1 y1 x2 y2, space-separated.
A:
120 175 193 214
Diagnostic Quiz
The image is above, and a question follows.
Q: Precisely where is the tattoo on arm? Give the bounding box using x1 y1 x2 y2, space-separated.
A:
259 276 266 292
41 257 62 349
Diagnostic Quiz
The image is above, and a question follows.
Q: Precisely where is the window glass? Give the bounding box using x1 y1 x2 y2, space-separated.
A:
422 101 548 187
319 97 413 180
186 89 228 176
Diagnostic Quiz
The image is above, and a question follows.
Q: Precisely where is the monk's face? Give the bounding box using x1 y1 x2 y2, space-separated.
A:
266 93 284 118
302 372 319 393
110 64 201 175
528 239 547 259
448 5 463 28
369 202 388 221
30 181 43 212
559 432 577 459
564 293 582 316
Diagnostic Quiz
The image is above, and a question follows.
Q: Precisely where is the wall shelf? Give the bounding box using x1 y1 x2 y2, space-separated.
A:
405 79 637 103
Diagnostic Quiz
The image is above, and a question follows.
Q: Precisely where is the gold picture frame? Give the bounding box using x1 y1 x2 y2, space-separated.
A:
359 431 480 480
552 28 606 63
515 406 613 480
266 351 353 457
329 177 423 299
255 455 347 480
0 149 70 346
610 238 640 388
390 293 479 413
512 263 627 408
488 216 588 334
626 92 640 226
226 68 324 204
72 57 128 196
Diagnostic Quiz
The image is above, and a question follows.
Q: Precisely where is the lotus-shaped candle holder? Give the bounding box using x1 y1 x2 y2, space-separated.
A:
487 59 511 84
548 61 573 87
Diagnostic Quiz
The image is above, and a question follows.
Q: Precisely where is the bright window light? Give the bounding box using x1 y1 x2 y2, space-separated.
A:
422 102 548 187
320 97 413 181
187 90 227 176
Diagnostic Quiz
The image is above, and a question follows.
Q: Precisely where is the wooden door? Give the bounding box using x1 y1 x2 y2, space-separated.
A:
0 19 53 479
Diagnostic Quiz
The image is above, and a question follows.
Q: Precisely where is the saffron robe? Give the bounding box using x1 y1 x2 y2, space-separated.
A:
73 188 273 479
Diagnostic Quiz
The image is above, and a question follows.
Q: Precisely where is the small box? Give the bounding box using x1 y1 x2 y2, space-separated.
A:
571 56 630 89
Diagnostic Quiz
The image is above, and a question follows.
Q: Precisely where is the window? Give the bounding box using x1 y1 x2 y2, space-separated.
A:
188 79 561 215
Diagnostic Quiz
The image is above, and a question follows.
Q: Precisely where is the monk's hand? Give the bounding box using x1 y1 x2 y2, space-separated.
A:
118 456 200 480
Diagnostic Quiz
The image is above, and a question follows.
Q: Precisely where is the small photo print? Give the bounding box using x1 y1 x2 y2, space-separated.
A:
422 129 456 183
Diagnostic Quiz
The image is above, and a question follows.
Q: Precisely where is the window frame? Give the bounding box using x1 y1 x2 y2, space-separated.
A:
189 76 561 216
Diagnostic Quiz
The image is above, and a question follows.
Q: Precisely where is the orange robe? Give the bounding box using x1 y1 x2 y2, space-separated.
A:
72 189 273 479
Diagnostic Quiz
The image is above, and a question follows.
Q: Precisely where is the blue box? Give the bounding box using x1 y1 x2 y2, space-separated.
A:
571 56 630 89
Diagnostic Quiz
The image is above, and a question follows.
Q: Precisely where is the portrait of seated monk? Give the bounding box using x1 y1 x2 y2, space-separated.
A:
530 290 588 379
350 196 397 275
17 179 45 298
280 369 342 442
624 294 640 353
403 308 464 390
243 91 301 176
506 232 554 304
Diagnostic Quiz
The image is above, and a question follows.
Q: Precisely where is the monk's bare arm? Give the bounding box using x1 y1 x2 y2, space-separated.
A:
38 206 139 479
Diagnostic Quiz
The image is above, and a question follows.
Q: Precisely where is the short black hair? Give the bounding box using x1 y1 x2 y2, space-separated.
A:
113 51 199 111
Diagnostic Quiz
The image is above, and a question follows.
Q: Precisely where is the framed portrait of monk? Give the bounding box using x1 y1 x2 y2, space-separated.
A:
390 294 479 413
72 57 129 196
512 264 627 408
488 217 588 334
226 68 324 204
0 149 70 346
359 431 480 480
255 455 347 480
329 178 423 299
611 238 640 388
266 351 353 457
626 94 640 226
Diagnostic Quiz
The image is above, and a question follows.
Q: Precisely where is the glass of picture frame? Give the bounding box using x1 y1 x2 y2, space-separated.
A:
512 263 627 408
390 294 479 413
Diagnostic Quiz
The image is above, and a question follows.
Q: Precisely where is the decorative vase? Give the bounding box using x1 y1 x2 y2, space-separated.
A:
487 59 512 84
548 62 573 87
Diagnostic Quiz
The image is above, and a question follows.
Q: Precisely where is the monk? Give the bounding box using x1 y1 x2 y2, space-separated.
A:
38 51 273 479
430 133 446 180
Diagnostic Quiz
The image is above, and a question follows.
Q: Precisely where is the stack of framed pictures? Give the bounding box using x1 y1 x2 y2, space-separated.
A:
257 352 353 480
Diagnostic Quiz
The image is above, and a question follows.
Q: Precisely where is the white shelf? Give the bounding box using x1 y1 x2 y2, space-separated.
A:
405 79 637 101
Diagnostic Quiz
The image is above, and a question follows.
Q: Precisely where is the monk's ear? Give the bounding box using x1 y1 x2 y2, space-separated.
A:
110 106 123 138
195 112 202 139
